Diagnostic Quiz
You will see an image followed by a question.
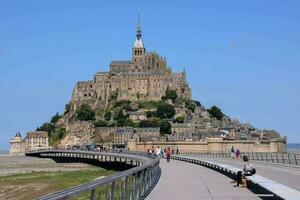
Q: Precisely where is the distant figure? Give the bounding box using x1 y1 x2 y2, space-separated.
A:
160 148 164 156
156 146 161 156
166 147 171 162
235 149 240 160
176 148 179 154
231 146 235 159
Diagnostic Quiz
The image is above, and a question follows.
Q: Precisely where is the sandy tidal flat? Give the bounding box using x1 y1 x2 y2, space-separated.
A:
0 155 91 176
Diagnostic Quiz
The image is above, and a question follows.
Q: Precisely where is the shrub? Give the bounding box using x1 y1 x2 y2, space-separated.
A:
104 110 112 121
94 120 108 127
76 104 95 121
185 100 196 112
110 91 118 101
156 102 175 119
36 122 55 135
160 121 171 135
173 116 184 123
64 102 71 114
208 106 224 120
50 112 61 124
162 88 177 103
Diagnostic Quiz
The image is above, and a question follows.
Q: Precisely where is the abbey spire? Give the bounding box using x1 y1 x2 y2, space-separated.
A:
133 11 144 49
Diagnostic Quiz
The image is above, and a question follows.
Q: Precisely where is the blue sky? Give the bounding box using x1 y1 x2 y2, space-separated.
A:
1 0 299 150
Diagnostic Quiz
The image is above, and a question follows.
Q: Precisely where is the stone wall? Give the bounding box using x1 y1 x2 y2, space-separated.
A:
127 138 287 153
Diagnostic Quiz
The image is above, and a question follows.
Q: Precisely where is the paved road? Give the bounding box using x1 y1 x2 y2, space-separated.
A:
147 159 259 200
189 156 300 191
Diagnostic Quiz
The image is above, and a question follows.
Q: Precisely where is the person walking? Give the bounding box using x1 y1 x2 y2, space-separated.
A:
166 147 171 162
231 146 235 159
235 149 240 160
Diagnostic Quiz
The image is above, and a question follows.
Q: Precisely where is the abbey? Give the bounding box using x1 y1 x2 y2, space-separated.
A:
71 16 191 110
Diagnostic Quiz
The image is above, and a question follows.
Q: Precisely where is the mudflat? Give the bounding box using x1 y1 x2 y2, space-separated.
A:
0 155 91 176
0 155 116 200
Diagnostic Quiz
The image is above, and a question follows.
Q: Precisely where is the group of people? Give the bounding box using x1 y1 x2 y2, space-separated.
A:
147 146 172 162
231 146 241 160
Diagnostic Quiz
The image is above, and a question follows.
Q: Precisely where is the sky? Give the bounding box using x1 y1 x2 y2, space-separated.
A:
1 0 300 150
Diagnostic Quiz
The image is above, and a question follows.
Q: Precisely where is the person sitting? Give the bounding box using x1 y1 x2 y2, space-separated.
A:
236 155 255 187
243 155 255 176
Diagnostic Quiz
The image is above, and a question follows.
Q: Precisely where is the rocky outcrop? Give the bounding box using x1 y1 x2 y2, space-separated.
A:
59 121 95 147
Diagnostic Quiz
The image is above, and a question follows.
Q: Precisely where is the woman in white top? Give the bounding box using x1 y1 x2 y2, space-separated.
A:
243 155 255 176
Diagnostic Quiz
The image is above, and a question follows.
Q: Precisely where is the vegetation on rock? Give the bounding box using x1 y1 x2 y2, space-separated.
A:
156 102 176 119
162 88 178 103
76 104 95 121
159 121 171 135
208 105 224 120
173 115 184 123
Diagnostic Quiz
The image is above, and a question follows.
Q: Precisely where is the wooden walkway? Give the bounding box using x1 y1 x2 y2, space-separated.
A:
147 159 259 200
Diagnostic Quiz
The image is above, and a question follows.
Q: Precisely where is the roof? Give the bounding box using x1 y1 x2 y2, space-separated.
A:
15 132 21 137
111 60 131 65
27 131 48 138
136 127 160 132
116 127 134 134
119 71 163 76
133 38 144 48
128 111 146 116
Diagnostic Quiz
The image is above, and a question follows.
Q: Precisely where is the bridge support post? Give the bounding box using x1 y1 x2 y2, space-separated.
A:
110 181 116 200
90 189 95 200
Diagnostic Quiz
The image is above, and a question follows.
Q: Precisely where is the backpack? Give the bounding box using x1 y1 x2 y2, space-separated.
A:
250 168 256 175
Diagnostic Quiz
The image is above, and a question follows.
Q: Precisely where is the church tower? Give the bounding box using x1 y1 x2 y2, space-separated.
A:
132 12 145 66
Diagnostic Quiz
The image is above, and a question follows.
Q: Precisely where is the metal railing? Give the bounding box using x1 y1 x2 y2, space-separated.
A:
26 150 161 200
178 150 300 166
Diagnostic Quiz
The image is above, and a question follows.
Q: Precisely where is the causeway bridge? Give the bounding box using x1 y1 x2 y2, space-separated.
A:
25 150 300 200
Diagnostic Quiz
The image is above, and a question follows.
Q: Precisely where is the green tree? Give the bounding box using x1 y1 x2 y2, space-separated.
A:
104 110 112 121
113 109 124 121
110 91 118 101
193 100 201 107
162 88 178 103
50 128 66 145
64 102 71 114
185 100 196 112
36 122 55 135
139 117 160 127
124 118 135 127
76 104 95 121
50 112 61 124
160 121 171 135
208 106 224 120
94 120 108 127
122 103 135 112
156 102 176 119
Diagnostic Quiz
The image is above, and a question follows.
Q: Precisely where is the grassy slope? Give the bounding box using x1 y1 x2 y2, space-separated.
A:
0 168 116 200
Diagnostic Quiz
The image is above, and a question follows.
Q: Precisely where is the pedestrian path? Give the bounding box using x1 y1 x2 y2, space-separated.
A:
190 156 300 191
146 159 259 200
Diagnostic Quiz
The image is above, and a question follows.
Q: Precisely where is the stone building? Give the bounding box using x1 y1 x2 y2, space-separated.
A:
9 132 26 154
27 131 49 150
128 111 147 122
70 15 191 111
9 131 49 154
114 127 134 144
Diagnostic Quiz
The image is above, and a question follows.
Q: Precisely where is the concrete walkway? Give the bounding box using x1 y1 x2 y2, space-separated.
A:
147 159 259 200
190 156 300 191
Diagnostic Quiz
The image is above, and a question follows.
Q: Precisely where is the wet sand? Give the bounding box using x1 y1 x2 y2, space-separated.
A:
0 155 92 176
